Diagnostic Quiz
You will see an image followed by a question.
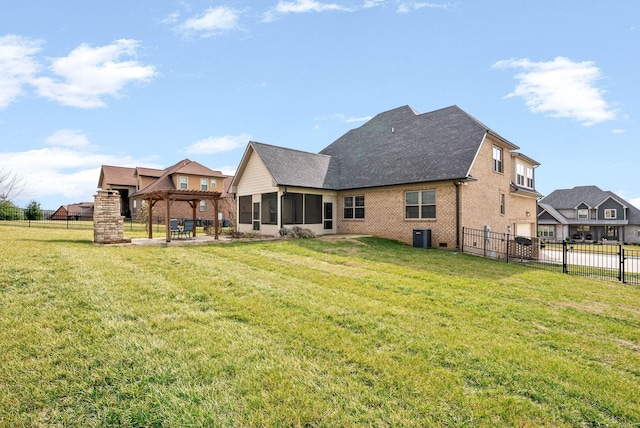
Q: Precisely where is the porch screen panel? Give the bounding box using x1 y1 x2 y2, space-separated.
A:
304 194 322 224
238 196 252 224
283 193 303 224
261 193 277 225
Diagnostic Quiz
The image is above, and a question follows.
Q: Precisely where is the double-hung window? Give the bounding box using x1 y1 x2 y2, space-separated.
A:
405 190 436 219
516 163 525 186
200 178 208 190
526 167 534 188
493 146 503 173
179 176 188 190
344 195 365 219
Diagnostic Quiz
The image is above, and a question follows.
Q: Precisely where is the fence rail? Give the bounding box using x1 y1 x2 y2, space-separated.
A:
462 227 640 285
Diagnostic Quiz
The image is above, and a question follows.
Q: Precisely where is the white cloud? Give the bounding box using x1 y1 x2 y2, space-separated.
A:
45 129 93 149
0 130 159 207
175 6 241 38
363 0 386 7
0 34 41 109
32 39 157 109
631 197 640 210
397 2 454 13
493 56 616 126
186 133 251 155
263 0 353 22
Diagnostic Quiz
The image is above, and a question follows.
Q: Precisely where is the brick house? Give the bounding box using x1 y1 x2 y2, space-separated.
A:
50 202 95 220
230 105 541 248
537 185 640 244
98 159 233 224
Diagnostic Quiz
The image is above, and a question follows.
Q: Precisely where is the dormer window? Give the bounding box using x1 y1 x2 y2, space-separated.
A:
179 176 188 190
516 162 534 189
604 209 617 219
577 209 588 219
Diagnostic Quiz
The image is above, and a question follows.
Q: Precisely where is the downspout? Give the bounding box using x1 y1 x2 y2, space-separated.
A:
280 186 288 231
455 181 461 249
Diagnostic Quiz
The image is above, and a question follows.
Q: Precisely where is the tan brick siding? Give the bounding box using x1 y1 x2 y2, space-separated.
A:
337 182 458 247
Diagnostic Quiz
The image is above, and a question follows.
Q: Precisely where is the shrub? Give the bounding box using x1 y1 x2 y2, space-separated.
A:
24 200 43 221
280 226 315 239
0 200 22 220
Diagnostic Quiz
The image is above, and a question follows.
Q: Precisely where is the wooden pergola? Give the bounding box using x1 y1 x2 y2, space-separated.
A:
142 189 223 242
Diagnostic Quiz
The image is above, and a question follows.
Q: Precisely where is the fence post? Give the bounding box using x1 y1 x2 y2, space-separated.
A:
506 233 510 263
619 245 625 283
562 241 568 274
461 227 465 253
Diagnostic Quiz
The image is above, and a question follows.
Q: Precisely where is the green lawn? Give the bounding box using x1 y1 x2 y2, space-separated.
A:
1 224 639 427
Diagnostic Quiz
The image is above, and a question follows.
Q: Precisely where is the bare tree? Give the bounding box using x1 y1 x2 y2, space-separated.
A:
0 168 26 202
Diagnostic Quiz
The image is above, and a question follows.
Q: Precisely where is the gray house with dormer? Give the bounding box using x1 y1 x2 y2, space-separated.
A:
537 185 640 244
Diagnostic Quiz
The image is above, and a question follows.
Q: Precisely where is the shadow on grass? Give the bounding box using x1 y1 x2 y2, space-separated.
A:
286 236 529 281
22 238 95 246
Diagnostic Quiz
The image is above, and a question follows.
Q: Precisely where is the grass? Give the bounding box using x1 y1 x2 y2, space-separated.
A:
1 223 639 427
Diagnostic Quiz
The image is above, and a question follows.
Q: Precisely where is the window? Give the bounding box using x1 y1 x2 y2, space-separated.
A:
344 195 365 219
577 209 588 219
516 163 525 186
405 190 436 219
604 209 617 219
238 196 252 224
200 178 208 190
538 225 554 238
261 193 278 225
133 199 137 215
304 194 323 224
179 176 188 190
526 167 534 188
199 200 206 211
324 202 333 230
210 179 217 188
493 146 503 173
499 193 505 215
637 227 640 237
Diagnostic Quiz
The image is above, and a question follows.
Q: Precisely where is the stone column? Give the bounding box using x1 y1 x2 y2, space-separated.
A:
94 190 131 244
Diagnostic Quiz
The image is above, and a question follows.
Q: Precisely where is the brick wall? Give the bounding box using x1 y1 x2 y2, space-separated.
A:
336 182 458 248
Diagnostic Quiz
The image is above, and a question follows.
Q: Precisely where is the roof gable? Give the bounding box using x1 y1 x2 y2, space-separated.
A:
248 142 339 189
98 165 136 188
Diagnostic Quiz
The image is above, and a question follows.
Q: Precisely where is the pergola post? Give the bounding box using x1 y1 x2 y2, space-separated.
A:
191 201 198 238
214 199 219 239
165 194 171 242
146 198 155 239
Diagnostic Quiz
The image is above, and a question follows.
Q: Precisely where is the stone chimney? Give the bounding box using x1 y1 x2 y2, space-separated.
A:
93 190 131 244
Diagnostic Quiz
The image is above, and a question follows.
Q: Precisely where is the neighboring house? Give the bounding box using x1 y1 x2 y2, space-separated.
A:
98 159 233 223
537 185 640 244
50 202 94 220
230 105 541 248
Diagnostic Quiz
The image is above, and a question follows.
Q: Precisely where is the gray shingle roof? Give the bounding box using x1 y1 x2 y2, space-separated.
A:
250 142 339 189
319 105 500 189
245 105 522 191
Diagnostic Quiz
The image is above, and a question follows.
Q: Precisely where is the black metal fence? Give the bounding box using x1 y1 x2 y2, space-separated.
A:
462 227 640 285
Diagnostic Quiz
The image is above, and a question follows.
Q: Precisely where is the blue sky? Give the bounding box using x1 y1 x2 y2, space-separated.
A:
0 0 638 209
